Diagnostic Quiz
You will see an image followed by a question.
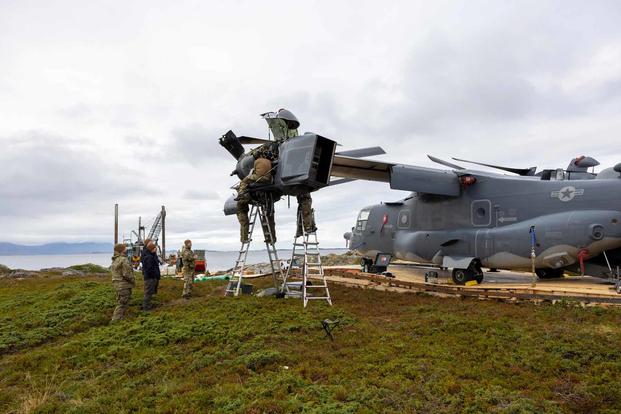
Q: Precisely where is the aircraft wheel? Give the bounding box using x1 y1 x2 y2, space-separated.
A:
535 268 564 279
360 258 367 273
452 268 472 285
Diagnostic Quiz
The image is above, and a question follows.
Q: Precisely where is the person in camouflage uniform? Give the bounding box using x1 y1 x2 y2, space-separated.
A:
236 135 280 243
181 239 197 299
110 243 135 321
236 108 317 243
263 109 317 237
296 192 316 237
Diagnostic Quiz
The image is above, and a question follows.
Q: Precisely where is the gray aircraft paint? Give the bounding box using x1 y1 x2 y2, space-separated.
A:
347 166 621 281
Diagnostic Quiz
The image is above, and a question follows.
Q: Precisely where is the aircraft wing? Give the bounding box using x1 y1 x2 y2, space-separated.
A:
331 155 461 196
331 155 392 182
390 165 461 196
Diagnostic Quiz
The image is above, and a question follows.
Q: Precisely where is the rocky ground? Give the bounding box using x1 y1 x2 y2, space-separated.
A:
0 251 360 279
0 263 109 279
233 251 361 275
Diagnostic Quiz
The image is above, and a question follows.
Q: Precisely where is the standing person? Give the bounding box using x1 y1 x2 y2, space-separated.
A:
181 239 197 299
140 238 152 270
110 243 135 322
142 242 161 311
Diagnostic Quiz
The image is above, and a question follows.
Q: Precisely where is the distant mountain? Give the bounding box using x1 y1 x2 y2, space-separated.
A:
0 242 113 255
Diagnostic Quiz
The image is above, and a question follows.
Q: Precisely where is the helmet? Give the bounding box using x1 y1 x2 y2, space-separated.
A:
261 109 300 130
276 108 300 129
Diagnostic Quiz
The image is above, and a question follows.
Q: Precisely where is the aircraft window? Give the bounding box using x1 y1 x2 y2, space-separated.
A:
356 210 370 231
551 169 565 181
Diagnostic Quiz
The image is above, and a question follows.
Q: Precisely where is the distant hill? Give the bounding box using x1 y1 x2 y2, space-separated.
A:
0 242 112 255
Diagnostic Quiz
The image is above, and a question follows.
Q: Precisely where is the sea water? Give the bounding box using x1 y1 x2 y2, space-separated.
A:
0 249 348 271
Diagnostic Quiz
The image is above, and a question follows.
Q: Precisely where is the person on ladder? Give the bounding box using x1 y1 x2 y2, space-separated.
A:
261 108 317 238
236 156 274 243
296 193 317 237
235 108 295 244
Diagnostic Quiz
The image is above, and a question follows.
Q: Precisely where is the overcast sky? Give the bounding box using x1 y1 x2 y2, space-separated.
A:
1 0 621 250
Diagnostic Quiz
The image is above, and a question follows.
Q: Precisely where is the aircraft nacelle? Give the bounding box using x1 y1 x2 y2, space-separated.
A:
220 131 338 215
274 133 337 195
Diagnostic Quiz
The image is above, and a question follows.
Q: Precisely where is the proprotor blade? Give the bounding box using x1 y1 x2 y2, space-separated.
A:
452 157 536 176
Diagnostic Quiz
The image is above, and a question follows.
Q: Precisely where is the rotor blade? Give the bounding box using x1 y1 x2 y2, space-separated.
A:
452 157 537 176
335 146 386 158
329 178 356 186
238 136 271 145
427 155 465 170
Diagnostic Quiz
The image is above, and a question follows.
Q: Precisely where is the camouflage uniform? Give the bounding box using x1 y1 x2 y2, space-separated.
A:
264 118 298 141
296 192 316 236
237 142 280 243
181 246 195 298
110 251 135 321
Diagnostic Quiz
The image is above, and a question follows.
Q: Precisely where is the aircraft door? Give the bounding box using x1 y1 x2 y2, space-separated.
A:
471 200 492 227
354 209 371 235
476 229 495 260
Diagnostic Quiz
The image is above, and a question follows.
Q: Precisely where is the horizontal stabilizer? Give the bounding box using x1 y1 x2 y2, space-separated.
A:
335 146 386 158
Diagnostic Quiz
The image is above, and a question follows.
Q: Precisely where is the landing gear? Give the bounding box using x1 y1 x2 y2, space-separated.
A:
452 268 472 285
360 254 391 274
361 258 372 273
535 268 565 279
452 261 484 285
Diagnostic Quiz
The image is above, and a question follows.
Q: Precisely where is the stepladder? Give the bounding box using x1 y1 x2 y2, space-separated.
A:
281 210 332 307
225 196 284 297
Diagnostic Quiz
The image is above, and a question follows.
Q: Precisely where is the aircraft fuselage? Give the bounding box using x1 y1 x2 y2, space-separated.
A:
349 174 621 278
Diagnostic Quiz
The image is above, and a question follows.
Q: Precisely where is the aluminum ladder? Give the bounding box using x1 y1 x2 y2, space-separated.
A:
282 211 332 307
224 202 283 296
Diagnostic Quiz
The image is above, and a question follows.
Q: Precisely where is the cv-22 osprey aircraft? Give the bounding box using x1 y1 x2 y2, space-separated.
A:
341 155 621 285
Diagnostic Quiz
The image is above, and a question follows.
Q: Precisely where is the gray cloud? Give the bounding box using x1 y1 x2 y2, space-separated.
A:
2 1 621 247
183 190 219 201
0 131 152 214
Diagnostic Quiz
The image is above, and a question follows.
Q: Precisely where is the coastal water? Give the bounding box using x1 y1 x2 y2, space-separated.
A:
0 249 348 271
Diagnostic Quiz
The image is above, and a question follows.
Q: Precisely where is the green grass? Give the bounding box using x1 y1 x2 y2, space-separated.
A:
1 274 621 413
66 263 109 274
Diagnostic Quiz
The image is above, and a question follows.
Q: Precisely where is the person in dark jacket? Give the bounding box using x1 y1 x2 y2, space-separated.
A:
142 242 161 311
140 238 152 270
